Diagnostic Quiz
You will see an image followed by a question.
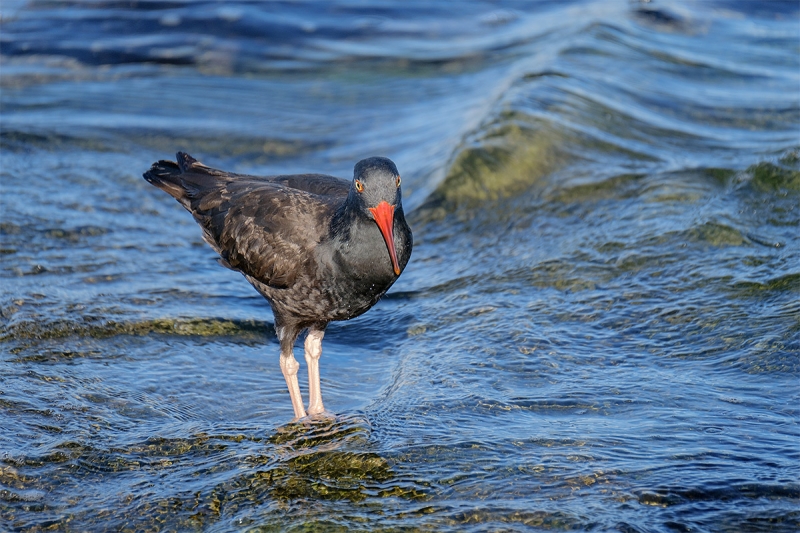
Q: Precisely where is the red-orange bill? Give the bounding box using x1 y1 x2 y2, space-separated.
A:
368 201 401 276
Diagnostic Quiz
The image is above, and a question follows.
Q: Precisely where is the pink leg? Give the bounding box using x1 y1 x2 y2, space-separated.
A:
304 327 326 415
280 348 307 419
277 324 306 419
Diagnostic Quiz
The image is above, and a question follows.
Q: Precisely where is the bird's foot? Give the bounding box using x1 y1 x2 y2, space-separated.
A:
285 410 335 429
294 409 335 423
307 401 325 417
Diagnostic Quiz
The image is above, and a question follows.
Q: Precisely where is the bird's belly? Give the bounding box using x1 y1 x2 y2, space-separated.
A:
325 289 383 321
247 273 392 324
318 274 393 321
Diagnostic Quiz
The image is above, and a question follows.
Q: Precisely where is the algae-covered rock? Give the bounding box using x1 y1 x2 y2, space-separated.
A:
746 150 800 192
0 316 268 342
420 119 563 217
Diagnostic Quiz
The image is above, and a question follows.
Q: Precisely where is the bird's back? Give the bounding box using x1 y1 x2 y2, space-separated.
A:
143 152 349 289
144 152 350 204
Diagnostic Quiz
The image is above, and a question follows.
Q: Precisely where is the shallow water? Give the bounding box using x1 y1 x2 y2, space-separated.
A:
1 0 799 531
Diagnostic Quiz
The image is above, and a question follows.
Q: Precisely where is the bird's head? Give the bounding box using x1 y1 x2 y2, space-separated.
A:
350 157 404 276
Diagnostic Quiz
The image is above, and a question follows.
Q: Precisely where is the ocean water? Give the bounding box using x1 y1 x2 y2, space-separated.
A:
1 1 798 531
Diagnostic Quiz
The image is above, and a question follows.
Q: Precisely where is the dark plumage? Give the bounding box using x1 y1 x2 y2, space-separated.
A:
143 152 412 418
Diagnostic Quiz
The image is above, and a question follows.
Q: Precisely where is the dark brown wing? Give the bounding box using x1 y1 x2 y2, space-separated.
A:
144 152 347 289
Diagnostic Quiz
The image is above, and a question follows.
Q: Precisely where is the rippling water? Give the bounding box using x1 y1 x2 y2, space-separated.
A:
1 1 799 531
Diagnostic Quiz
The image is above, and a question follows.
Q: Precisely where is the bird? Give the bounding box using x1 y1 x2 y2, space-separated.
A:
143 152 412 419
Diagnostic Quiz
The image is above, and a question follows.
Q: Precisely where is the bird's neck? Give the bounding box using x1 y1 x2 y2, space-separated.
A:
327 201 398 284
329 199 359 240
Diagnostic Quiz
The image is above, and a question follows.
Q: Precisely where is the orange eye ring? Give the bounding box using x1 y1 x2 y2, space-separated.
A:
355 179 364 192
396 175 401 187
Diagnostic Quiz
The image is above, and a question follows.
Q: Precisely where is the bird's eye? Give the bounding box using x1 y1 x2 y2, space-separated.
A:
396 175 401 187
355 180 364 192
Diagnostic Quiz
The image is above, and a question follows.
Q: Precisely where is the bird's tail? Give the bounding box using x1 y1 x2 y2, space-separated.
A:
143 158 185 201
143 152 225 208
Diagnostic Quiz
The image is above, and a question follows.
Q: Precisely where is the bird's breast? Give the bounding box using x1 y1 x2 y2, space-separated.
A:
309 231 398 320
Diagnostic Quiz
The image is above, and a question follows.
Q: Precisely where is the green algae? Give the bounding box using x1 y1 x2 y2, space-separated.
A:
263 450 394 502
0 317 269 343
420 120 563 216
745 150 800 193
731 272 800 295
687 221 747 247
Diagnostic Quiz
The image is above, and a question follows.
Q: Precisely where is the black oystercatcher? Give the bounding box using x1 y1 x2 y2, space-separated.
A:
144 153 412 419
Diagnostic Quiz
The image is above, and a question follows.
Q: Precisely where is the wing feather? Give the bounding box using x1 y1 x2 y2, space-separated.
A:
188 178 330 289
144 152 345 290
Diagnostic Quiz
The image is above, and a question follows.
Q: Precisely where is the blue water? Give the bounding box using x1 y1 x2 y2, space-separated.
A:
1 1 799 531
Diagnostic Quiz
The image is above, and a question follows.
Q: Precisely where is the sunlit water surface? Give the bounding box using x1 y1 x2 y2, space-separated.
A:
1 1 799 531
